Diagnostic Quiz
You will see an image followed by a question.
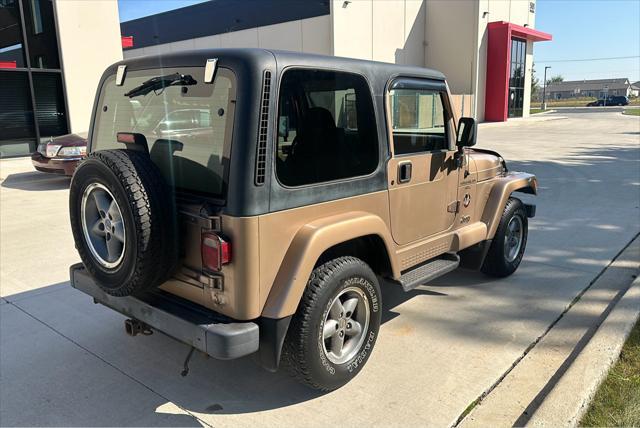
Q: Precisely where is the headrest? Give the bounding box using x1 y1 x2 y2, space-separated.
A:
304 107 336 133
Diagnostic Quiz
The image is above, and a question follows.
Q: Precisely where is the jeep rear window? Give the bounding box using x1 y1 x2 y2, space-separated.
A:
92 67 236 198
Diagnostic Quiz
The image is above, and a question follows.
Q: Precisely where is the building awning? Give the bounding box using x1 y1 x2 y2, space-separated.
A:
485 21 552 122
491 21 552 42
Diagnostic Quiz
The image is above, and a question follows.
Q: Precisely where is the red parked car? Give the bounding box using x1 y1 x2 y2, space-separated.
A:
31 133 87 176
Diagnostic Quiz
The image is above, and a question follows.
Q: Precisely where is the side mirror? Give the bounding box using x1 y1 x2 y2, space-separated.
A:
456 117 477 149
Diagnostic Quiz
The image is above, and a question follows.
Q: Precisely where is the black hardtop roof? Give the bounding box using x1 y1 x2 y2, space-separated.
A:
110 48 446 83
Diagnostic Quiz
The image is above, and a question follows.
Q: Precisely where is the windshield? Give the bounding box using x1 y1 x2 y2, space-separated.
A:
92 66 236 197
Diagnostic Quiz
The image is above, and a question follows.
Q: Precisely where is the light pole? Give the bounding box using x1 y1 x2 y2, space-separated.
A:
542 66 551 110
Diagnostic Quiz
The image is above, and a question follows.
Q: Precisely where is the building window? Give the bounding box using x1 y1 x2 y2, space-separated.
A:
0 71 36 157
29 0 42 34
0 0 66 157
0 0 27 68
276 69 378 187
23 0 59 69
33 73 67 136
508 38 526 118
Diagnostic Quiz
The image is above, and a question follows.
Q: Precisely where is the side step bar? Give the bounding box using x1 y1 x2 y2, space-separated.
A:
398 253 460 292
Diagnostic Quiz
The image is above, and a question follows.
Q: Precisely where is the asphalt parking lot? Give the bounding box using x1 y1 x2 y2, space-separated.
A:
1 110 639 426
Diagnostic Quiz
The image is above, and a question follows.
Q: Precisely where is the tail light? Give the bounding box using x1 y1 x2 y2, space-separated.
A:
202 232 231 272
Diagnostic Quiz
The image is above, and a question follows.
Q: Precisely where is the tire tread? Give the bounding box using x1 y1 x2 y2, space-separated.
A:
282 256 372 391
70 149 177 296
481 197 527 277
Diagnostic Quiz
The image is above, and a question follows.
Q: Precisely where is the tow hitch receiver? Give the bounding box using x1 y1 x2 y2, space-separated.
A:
124 319 153 336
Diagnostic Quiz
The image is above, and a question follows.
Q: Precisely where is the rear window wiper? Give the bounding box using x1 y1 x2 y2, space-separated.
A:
124 73 197 98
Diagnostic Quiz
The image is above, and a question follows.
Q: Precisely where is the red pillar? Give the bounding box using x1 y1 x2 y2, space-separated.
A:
485 23 511 122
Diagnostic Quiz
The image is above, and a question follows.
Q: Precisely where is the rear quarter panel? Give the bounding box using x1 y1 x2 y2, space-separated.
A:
258 191 396 319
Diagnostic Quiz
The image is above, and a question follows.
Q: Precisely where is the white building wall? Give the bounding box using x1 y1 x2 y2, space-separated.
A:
54 0 122 133
475 0 537 120
121 0 540 122
123 15 332 59
425 0 477 95
331 0 425 66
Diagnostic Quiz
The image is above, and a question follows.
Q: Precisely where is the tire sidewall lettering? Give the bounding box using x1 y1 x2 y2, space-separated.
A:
317 273 380 376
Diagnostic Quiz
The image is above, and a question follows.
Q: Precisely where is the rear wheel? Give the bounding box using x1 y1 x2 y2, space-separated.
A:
69 149 178 296
481 197 528 277
283 257 381 391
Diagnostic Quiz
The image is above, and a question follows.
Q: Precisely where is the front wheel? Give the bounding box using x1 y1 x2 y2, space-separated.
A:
481 197 528 277
283 257 382 391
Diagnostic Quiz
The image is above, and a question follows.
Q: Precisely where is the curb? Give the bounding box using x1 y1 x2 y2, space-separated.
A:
528 276 640 427
531 109 557 115
459 236 640 428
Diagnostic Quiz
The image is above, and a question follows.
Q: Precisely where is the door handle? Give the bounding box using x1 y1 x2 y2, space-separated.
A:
398 161 412 183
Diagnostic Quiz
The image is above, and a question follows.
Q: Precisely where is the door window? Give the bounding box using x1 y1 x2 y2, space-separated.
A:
508 38 526 118
276 69 378 187
390 88 447 155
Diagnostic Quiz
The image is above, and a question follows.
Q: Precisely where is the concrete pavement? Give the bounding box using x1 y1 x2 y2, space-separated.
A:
461 237 640 427
1 110 639 426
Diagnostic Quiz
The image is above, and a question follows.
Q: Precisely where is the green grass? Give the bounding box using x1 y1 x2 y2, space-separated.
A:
623 108 640 116
541 97 597 108
581 319 640 427
530 108 545 114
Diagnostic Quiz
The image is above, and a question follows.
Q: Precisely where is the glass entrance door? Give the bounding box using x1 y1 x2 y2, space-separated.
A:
0 0 67 158
508 38 526 118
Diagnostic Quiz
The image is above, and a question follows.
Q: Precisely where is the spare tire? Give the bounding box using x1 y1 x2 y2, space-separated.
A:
69 149 178 296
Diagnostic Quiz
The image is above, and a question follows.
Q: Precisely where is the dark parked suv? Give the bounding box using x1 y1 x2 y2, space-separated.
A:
587 96 629 106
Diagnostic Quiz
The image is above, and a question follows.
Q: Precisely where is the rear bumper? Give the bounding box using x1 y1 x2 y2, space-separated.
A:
70 263 259 360
31 153 81 176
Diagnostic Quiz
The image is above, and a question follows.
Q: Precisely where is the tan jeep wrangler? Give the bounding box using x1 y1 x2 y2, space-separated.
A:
69 48 537 391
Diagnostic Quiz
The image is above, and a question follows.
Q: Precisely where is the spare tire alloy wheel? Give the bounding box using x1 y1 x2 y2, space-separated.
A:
70 149 178 297
81 183 126 269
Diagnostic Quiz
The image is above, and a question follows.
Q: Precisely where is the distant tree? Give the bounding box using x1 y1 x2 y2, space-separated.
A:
547 75 564 85
531 63 540 100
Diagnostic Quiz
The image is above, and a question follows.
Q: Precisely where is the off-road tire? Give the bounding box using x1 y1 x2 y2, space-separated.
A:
69 149 178 296
283 256 382 391
481 197 528 277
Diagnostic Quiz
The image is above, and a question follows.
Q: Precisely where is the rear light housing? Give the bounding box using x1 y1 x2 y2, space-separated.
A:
57 146 87 157
202 232 231 272
46 144 62 158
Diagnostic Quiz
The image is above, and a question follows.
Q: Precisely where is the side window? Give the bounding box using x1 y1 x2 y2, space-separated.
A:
276 69 378 187
390 88 448 155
